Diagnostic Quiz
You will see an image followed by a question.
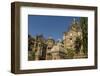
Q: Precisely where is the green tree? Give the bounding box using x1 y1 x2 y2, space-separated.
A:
66 48 75 59
80 17 88 54
74 37 81 54
28 34 36 60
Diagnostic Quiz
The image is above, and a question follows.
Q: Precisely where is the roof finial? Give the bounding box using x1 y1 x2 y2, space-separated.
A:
73 18 76 24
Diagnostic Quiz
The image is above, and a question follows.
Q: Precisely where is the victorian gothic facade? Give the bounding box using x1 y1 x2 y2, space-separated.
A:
28 18 86 60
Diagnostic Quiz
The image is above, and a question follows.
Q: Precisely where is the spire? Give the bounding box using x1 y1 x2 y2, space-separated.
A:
72 18 77 25
71 18 81 32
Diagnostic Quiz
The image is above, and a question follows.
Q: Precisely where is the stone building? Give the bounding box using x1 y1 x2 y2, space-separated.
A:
49 40 68 60
33 35 47 60
63 18 83 54
62 18 87 58
46 37 55 60
28 34 47 60
28 18 86 60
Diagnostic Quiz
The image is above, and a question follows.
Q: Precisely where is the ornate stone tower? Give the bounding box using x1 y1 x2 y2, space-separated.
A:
49 40 68 60
63 18 82 54
32 35 47 60
46 37 55 60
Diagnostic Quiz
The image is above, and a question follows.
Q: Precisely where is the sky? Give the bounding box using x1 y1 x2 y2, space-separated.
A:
28 15 80 41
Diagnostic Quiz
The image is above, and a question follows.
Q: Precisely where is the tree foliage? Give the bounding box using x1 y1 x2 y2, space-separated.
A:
74 37 81 54
66 48 75 59
80 17 88 54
